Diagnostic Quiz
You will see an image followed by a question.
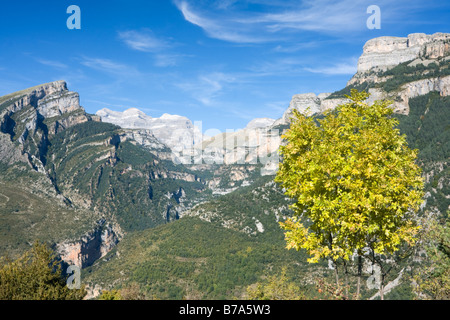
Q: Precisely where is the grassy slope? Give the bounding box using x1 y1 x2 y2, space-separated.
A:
0 179 97 259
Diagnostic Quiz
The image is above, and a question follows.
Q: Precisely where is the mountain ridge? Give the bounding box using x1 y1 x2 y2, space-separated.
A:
0 31 448 300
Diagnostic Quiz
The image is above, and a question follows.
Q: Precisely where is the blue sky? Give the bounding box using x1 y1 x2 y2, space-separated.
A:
0 0 449 132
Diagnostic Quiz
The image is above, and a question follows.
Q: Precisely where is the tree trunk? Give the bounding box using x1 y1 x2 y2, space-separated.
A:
343 260 349 299
334 260 339 289
356 255 362 300
380 274 385 300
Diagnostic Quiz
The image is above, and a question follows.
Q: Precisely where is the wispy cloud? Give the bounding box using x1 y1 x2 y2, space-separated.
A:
177 72 236 106
36 58 68 69
304 57 358 75
79 56 142 78
241 0 367 33
174 0 420 44
118 29 169 53
175 0 272 43
117 29 186 67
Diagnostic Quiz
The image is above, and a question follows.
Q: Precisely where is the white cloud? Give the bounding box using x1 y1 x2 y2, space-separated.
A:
175 0 271 43
304 58 358 75
118 29 169 53
177 72 236 106
243 0 366 33
154 54 184 67
36 58 68 69
118 29 185 67
174 0 420 44
79 56 142 78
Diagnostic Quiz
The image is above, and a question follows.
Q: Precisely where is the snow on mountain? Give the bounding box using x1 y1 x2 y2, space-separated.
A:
96 108 203 153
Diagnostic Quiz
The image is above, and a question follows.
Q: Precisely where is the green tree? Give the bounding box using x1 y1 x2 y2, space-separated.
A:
276 90 424 299
0 241 86 300
246 267 305 300
99 289 122 300
413 216 450 300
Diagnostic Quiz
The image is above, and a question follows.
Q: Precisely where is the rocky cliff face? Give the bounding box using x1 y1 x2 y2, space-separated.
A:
0 80 99 168
273 92 345 125
56 219 122 269
274 33 450 121
0 81 124 269
353 32 450 75
96 108 205 154
118 128 173 160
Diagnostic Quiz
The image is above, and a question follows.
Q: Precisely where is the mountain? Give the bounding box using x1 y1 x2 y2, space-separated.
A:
0 81 210 267
81 32 448 300
245 118 275 129
96 107 205 155
0 32 449 300
275 32 450 123
96 108 280 193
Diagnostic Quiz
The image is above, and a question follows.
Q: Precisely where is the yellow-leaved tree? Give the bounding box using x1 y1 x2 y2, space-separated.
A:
275 90 424 299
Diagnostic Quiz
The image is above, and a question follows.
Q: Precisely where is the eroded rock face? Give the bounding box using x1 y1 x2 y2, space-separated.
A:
394 76 450 113
119 129 173 160
56 220 122 269
275 93 322 124
0 80 95 140
96 108 205 154
273 93 345 126
1 81 68 114
0 80 99 171
37 91 80 118
355 33 450 74
273 33 450 121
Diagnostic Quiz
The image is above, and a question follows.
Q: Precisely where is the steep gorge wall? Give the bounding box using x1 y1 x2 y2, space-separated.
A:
56 219 122 269
276 33 450 121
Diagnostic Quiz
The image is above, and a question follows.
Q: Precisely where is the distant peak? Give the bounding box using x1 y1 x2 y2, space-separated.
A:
245 118 275 129
96 108 113 115
123 108 148 116
160 113 184 120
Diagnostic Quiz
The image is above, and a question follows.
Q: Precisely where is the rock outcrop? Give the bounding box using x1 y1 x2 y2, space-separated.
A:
119 128 173 160
353 32 450 75
0 80 99 156
273 93 348 125
245 117 275 129
56 219 122 269
96 108 205 154
274 32 450 122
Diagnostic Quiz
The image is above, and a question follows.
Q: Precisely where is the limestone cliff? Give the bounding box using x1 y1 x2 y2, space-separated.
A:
56 219 123 269
275 33 450 122
0 80 99 169
353 32 450 76
0 81 123 269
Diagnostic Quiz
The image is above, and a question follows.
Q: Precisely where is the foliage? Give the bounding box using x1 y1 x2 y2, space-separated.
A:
246 267 306 300
118 283 147 300
276 89 424 264
0 180 97 259
413 217 450 300
82 217 320 300
379 60 450 93
314 278 355 300
0 241 86 300
99 289 122 300
394 93 450 218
